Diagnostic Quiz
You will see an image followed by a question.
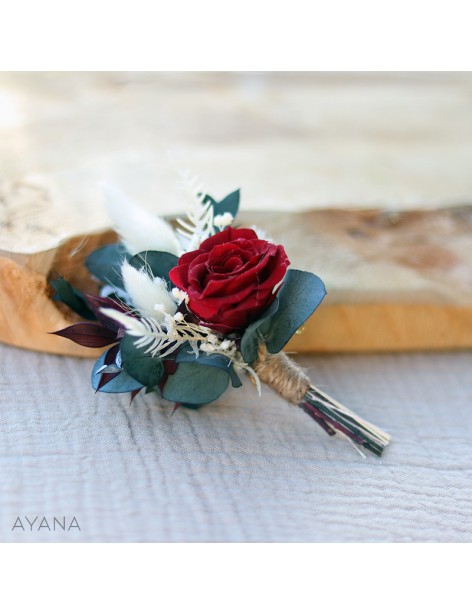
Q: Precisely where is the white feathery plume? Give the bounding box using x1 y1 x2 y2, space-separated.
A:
100 305 262 390
100 308 211 358
175 170 215 249
102 183 180 256
121 261 176 321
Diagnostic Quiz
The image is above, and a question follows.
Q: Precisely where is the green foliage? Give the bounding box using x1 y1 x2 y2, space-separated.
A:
128 251 178 285
120 334 164 388
241 270 326 362
240 298 279 363
163 349 232 404
91 348 143 393
212 189 240 220
176 348 242 388
85 243 130 289
264 270 326 354
200 189 240 228
51 277 96 320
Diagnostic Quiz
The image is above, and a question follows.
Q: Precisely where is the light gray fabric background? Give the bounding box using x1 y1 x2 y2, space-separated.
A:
1 342 471 542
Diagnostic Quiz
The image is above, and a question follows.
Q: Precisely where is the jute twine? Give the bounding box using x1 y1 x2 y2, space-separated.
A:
251 344 311 405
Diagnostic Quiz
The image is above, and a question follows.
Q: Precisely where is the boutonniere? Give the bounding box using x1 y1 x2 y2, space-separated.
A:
51 176 390 457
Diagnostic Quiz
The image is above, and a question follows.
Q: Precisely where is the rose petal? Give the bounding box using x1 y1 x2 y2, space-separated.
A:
169 228 290 332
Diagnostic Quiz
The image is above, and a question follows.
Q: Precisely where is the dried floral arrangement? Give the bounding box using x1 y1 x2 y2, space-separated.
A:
51 176 390 457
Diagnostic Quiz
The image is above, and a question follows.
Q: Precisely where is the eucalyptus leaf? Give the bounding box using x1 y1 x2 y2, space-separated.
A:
163 351 230 404
120 334 164 388
128 251 178 285
240 297 280 363
199 193 217 207
228 366 243 388
200 190 240 230
213 189 240 219
176 349 232 370
85 243 130 289
263 269 326 355
51 277 96 320
176 348 242 388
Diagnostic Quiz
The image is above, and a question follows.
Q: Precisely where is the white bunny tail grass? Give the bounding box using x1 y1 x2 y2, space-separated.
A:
121 261 177 321
102 183 180 256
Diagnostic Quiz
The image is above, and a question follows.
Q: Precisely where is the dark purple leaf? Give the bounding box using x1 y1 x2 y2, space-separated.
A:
104 343 120 365
85 295 132 331
97 371 120 391
51 323 118 348
175 301 200 324
94 343 124 392
130 388 143 404
158 359 178 393
171 402 181 415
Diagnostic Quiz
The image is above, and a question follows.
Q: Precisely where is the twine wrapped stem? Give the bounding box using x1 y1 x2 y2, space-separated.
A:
251 344 391 457
251 343 310 404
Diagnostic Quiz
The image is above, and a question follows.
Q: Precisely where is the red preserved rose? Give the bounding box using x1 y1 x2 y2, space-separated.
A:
169 227 290 334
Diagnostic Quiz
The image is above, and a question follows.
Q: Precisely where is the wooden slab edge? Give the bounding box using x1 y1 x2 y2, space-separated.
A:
286 303 472 353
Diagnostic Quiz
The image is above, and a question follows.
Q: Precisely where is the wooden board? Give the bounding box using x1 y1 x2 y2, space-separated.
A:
1 73 472 356
1 207 471 356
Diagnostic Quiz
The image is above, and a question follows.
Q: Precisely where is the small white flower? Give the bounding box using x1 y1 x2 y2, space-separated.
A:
214 212 234 230
163 313 177 334
220 339 232 351
173 312 185 322
171 288 188 304
201 342 216 353
207 334 219 345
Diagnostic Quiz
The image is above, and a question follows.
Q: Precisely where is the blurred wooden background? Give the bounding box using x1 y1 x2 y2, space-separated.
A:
0 72 471 354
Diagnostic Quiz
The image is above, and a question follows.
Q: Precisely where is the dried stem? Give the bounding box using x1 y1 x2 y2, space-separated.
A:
252 344 391 457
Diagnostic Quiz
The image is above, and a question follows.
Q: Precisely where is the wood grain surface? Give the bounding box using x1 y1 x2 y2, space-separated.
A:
1 207 471 356
1 73 471 355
